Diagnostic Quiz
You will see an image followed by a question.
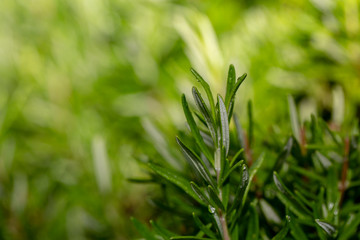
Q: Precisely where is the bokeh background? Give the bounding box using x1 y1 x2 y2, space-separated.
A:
0 0 359 239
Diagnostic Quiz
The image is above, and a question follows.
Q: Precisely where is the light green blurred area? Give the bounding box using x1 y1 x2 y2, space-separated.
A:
0 0 359 239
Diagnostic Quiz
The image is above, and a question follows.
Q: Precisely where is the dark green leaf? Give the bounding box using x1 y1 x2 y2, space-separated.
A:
246 202 259 240
227 73 247 113
289 213 309 240
148 162 201 203
150 220 175 240
207 185 225 211
182 94 213 162
221 160 244 185
193 87 217 144
190 181 210 206
272 216 291 240
131 217 157 240
242 154 265 206
273 172 312 219
192 213 217 239
190 68 216 119
176 137 216 189
339 211 360 240
225 64 236 107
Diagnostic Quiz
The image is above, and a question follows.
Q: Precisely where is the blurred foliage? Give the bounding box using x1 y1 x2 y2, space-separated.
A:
0 0 359 239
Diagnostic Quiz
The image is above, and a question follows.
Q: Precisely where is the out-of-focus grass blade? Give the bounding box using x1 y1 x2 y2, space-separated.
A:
182 94 213 162
131 217 157 240
190 68 216 119
234 114 245 150
289 165 326 183
247 101 253 148
217 95 230 155
148 163 201 203
315 219 337 237
245 202 259 240
288 95 300 143
225 64 236 107
176 137 216 189
193 87 217 143
259 199 281 225
192 213 217 239
271 216 290 240
339 211 360 240
273 137 293 171
319 119 342 147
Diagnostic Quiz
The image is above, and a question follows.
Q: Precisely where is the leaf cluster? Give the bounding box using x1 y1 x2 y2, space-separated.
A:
132 65 360 240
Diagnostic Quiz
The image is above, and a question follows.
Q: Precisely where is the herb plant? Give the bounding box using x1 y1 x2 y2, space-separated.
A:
132 65 360 239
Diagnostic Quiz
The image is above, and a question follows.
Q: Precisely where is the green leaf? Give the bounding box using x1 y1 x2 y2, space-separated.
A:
192 87 217 144
288 95 300 143
190 181 210 206
339 211 360 240
207 185 225 211
176 137 216 189
226 73 247 113
192 213 217 239
150 220 175 240
315 219 337 237
221 160 244 185
148 162 201 203
242 153 265 206
246 202 259 240
229 164 249 213
272 216 291 240
225 64 236 107
131 217 157 240
230 148 244 166
289 213 309 240
273 172 312 219
211 211 224 239
190 68 216 120
217 95 230 155
182 94 213 163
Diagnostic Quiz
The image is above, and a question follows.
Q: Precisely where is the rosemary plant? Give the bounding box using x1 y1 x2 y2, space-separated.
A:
131 65 360 239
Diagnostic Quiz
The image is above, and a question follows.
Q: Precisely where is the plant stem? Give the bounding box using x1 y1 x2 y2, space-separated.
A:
219 210 230 240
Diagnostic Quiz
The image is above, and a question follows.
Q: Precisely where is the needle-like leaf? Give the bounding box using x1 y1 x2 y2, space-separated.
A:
182 94 213 162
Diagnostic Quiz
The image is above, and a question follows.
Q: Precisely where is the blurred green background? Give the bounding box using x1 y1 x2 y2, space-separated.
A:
0 0 359 239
